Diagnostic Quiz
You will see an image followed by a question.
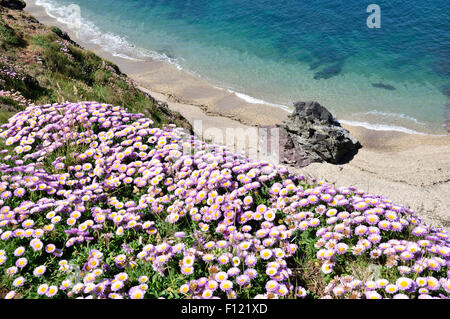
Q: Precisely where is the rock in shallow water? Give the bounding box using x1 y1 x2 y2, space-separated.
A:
371 82 396 91
278 101 361 165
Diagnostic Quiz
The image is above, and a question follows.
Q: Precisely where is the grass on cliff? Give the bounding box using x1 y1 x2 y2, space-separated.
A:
0 17 25 48
28 31 176 126
0 8 189 130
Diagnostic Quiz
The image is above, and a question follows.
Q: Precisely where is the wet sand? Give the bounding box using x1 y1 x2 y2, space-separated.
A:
24 1 450 232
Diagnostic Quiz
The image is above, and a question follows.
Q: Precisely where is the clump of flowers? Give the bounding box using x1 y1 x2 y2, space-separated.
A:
0 101 448 299
0 66 20 80
55 40 70 54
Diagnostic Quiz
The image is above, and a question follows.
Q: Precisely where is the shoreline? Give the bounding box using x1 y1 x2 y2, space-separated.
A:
24 1 450 232
24 0 449 136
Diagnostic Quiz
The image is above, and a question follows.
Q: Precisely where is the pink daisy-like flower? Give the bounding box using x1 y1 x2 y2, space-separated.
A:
46 285 58 298
397 266 411 275
390 222 403 232
215 271 228 282
365 291 382 299
202 254 215 263
265 266 278 277
219 280 233 292
33 265 47 277
298 221 309 231
426 277 440 291
426 258 441 271
12 276 25 288
415 277 428 287
385 284 398 294
264 210 276 222
354 225 368 236
37 284 48 295
396 277 412 291
243 195 253 206
308 218 321 228
332 286 345 297
321 262 333 274
378 220 391 231
204 241 215 250
365 214 379 225
365 280 377 291
129 287 145 299
411 226 428 237
202 289 214 299
256 204 267 214
236 274 250 286
368 233 381 244
115 272 129 282
206 280 218 291
15 257 27 268
4 290 16 299
227 267 241 277
244 268 258 279
13 188 26 197
442 279 450 293
376 279 389 289
355 201 369 211
277 284 289 296
245 254 257 267
110 280 124 292
335 243 348 255
260 248 273 260
296 286 307 298
217 254 230 265
352 245 364 256
307 195 319 204
400 251 414 261
181 266 194 275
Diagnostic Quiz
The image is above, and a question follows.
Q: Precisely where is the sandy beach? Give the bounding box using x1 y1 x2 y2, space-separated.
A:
24 1 450 232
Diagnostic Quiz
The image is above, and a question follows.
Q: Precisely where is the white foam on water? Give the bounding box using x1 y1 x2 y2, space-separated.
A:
225 89 293 113
360 110 427 126
339 119 433 135
33 0 183 67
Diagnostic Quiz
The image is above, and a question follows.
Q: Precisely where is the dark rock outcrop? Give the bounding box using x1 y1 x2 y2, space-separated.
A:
277 101 361 166
0 0 26 10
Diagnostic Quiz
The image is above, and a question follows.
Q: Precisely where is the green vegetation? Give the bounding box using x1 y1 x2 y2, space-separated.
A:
0 17 25 48
0 5 190 129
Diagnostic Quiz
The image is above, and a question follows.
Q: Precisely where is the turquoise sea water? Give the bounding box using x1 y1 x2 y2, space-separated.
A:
32 0 450 134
